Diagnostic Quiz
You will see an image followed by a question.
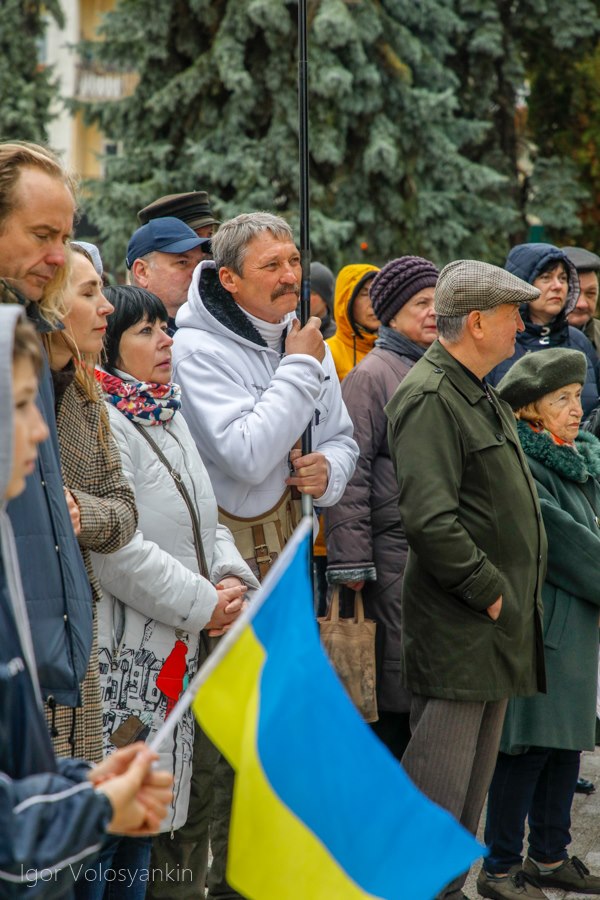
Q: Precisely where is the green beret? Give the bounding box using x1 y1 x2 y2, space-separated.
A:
496 348 588 411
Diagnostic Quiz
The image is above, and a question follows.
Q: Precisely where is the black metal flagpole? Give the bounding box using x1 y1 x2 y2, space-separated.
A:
298 0 315 584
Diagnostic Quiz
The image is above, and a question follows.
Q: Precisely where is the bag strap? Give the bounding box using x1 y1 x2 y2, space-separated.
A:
132 422 210 580
325 587 365 624
353 590 365 624
324 586 341 623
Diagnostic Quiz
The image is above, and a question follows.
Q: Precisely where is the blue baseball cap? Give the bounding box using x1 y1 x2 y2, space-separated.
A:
126 216 206 269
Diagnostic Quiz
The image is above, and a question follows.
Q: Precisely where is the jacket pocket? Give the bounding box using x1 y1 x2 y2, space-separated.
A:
544 589 571 649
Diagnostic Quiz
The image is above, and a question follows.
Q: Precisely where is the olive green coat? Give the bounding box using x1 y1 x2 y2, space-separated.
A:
385 341 547 701
501 422 600 753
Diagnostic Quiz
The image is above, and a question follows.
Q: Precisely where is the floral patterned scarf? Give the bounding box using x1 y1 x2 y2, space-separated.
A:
95 368 181 425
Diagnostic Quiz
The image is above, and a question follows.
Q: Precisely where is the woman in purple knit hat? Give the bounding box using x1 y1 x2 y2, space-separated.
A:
324 255 439 759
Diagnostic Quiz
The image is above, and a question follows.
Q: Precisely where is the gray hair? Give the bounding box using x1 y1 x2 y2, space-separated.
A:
436 314 469 342
211 212 294 275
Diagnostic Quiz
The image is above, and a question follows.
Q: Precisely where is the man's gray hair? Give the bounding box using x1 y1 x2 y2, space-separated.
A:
211 212 294 275
436 314 469 342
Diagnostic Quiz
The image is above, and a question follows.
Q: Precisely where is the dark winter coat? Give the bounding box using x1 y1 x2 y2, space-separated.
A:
0 305 113 898
488 243 599 415
1 286 92 708
325 330 424 712
385 340 547 701
488 309 599 416
0 557 112 899
501 423 600 753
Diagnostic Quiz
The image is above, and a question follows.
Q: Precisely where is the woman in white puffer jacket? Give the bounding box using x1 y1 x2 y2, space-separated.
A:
91 287 258 852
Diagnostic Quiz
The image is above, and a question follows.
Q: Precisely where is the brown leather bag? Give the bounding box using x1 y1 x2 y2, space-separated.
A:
318 588 378 723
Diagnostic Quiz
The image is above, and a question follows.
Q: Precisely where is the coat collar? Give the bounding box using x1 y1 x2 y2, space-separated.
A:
423 341 488 406
517 419 600 483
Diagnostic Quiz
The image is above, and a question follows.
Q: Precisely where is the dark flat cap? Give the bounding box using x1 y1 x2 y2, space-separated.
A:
561 246 600 272
435 260 540 316
138 191 220 230
497 348 588 411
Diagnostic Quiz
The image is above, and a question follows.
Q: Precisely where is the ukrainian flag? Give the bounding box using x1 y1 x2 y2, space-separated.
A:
192 518 482 899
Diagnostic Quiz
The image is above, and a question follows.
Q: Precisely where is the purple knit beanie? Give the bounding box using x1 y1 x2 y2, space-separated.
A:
370 256 439 325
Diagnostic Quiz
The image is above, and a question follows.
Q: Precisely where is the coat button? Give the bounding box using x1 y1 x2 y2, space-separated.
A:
55 545 60 552
433 367 443 374
464 590 473 600
63 614 68 622
495 433 505 442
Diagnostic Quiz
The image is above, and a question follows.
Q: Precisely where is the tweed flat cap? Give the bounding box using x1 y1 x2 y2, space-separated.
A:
435 260 540 316
562 246 600 272
497 348 588 411
138 191 219 230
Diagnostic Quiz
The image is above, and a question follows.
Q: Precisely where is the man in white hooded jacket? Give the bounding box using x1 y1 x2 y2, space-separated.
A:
172 212 358 579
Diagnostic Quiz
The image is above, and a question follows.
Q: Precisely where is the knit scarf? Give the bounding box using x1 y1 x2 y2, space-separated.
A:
375 325 426 363
95 368 181 425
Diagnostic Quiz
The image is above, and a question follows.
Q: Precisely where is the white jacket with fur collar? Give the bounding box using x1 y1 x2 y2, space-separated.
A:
173 261 358 518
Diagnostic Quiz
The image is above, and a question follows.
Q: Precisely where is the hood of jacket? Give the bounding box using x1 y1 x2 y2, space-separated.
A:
177 260 295 348
517 418 600 483
0 304 21 504
331 264 379 351
506 243 580 317
0 305 45 709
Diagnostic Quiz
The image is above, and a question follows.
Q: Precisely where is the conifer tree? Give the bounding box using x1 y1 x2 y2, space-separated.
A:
451 0 600 251
0 0 63 142
79 0 518 271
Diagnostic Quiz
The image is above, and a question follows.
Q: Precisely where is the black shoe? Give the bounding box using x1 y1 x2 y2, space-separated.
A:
576 776 596 794
523 856 600 893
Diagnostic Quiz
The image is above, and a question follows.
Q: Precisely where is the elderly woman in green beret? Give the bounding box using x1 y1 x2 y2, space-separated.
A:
478 349 600 900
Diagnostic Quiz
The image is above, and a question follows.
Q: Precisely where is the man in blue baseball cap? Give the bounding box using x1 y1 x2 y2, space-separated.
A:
127 216 209 335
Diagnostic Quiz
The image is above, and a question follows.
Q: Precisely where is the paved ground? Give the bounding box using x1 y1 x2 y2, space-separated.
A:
463 747 600 899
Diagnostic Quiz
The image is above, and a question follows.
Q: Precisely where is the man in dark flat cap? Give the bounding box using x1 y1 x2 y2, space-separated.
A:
385 260 548 900
139 191 219 263
564 246 600 353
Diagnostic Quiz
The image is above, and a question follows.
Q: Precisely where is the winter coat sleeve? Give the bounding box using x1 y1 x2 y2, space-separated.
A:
91 416 219 635
387 393 504 611
310 349 359 508
0 768 111 897
209 523 261 593
325 364 384 581
175 346 326 486
535 482 600 606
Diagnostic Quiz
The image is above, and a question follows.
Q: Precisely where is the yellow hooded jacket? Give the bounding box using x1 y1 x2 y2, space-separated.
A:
326 264 380 382
316 264 379 561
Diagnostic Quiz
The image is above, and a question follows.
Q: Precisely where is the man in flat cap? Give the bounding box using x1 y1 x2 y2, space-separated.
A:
139 190 219 262
385 261 548 900
126 216 206 336
564 246 600 353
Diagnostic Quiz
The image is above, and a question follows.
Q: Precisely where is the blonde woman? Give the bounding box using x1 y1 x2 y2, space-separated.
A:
45 244 138 762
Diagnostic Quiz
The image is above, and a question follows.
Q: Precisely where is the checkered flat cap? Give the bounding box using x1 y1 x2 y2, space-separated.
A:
435 260 540 316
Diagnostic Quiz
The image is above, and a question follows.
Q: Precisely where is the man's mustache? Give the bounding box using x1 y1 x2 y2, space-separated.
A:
271 283 300 301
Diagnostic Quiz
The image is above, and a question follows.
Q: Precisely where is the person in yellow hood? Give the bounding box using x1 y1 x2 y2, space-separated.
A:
315 264 380 612
326 264 380 381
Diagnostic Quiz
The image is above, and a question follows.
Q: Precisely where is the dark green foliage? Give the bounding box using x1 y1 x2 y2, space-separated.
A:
0 0 63 143
78 0 523 272
451 0 600 255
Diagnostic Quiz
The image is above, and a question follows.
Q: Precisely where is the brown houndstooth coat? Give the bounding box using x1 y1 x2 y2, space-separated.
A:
47 373 137 762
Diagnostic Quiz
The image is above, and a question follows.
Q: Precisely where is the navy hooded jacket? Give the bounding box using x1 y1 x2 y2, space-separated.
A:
488 243 600 416
2 293 92 707
0 305 111 898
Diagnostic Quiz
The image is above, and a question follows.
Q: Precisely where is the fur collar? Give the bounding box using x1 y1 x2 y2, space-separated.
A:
517 419 600 483
199 266 268 348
